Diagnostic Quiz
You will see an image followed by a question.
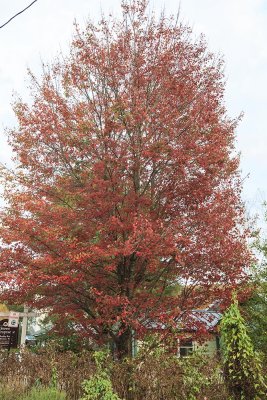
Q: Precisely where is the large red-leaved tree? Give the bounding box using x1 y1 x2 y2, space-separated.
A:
0 0 250 357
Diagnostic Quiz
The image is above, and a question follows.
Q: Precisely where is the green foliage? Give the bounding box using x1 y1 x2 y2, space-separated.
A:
81 377 120 400
220 295 266 399
80 351 121 400
182 354 214 400
243 278 267 357
242 210 267 358
51 366 58 389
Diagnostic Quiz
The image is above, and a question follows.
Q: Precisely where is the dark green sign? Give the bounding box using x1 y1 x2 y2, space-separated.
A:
0 319 19 349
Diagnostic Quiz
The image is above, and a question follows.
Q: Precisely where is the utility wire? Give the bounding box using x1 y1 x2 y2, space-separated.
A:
0 0 38 29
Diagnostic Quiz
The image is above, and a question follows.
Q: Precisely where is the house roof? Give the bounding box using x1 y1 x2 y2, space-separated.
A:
189 309 221 330
144 306 222 332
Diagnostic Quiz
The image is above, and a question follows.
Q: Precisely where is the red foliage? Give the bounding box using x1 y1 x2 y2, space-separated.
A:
0 1 251 355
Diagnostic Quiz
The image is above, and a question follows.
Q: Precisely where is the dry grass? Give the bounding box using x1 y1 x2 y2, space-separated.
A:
0 347 230 400
0 347 95 400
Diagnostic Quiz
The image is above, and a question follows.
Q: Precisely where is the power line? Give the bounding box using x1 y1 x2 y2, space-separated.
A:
0 0 38 29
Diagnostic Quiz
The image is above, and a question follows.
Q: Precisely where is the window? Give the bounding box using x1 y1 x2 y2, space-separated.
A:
179 338 193 357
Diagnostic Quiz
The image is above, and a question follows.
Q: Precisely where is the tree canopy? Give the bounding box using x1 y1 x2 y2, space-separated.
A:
0 0 250 357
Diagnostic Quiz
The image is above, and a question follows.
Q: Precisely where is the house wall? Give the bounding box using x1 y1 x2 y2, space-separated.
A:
133 335 219 357
195 336 219 356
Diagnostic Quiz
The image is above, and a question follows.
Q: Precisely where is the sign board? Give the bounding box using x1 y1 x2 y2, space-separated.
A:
9 312 20 319
8 318 19 328
0 319 18 349
8 311 19 328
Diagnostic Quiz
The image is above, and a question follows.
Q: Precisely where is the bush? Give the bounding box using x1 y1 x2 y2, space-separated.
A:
221 297 267 399
80 351 121 400
81 378 121 400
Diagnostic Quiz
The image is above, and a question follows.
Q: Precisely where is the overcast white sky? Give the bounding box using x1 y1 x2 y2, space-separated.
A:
0 0 266 222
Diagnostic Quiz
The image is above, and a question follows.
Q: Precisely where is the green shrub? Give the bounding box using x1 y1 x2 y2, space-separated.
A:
221 295 267 399
80 351 121 400
81 377 121 400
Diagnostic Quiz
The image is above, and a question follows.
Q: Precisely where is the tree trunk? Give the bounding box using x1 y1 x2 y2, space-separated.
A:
114 327 133 360
113 328 134 400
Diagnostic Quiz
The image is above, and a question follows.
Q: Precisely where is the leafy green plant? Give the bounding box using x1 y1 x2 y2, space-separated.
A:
220 295 266 399
80 351 121 400
182 354 211 400
51 366 58 389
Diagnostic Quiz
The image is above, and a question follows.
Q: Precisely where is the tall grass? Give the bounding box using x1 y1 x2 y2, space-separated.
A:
0 384 66 400
22 387 66 400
